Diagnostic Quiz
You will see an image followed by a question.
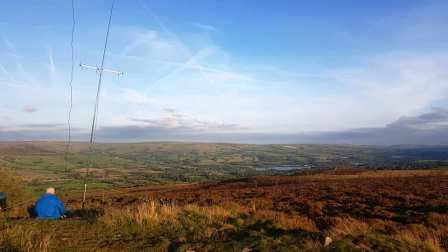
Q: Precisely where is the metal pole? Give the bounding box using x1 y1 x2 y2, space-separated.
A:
82 183 87 208
81 0 119 207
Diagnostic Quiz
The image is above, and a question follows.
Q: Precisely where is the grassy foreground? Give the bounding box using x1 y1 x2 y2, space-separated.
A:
1 169 448 251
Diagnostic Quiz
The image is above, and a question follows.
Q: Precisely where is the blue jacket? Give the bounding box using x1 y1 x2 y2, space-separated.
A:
35 193 66 219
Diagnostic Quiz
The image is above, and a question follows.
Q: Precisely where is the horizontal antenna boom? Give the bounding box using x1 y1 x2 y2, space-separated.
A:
80 63 123 76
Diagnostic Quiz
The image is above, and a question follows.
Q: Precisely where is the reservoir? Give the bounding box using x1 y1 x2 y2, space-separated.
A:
255 165 311 171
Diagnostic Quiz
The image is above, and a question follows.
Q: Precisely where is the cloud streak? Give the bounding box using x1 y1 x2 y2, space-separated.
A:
47 47 56 82
192 22 218 32
130 107 244 132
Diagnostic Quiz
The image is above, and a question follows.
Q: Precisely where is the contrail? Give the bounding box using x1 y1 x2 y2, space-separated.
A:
138 0 178 40
137 0 219 88
0 63 9 76
48 47 57 82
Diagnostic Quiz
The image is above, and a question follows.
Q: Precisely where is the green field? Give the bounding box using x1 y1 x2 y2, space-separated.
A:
1 141 447 194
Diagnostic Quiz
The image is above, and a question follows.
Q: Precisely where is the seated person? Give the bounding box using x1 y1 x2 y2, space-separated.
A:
0 192 6 210
34 187 67 219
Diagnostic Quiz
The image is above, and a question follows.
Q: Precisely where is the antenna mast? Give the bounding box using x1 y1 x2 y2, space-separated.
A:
80 0 123 207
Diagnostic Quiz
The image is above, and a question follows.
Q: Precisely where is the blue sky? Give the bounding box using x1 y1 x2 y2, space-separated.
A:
1 0 448 144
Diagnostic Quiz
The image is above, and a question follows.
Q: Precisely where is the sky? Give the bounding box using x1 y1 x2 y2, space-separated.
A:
1 0 448 144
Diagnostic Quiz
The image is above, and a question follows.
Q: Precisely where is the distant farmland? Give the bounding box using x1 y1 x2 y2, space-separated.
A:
0 141 447 192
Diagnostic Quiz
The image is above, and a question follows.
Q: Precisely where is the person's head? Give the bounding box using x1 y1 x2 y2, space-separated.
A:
46 187 55 195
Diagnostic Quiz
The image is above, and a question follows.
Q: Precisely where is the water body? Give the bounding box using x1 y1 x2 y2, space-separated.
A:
255 165 311 171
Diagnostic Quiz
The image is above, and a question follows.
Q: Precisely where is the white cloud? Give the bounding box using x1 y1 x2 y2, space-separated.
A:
321 53 448 126
151 51 448 134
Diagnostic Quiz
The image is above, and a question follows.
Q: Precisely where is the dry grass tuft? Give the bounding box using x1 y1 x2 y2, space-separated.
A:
184 204 234 225
101 200 242 233
395 224 443 252
102 200 180 228
0 225 52 252
367 218 397 233
330 217 370 238
427 213 448 226
255 210 318 232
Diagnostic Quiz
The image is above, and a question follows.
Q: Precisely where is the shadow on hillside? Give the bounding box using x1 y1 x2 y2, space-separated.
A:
69 208 104 222
5 206 104 222
166 218 322 252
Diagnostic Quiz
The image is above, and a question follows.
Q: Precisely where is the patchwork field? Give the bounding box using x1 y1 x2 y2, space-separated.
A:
0 141 447 192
